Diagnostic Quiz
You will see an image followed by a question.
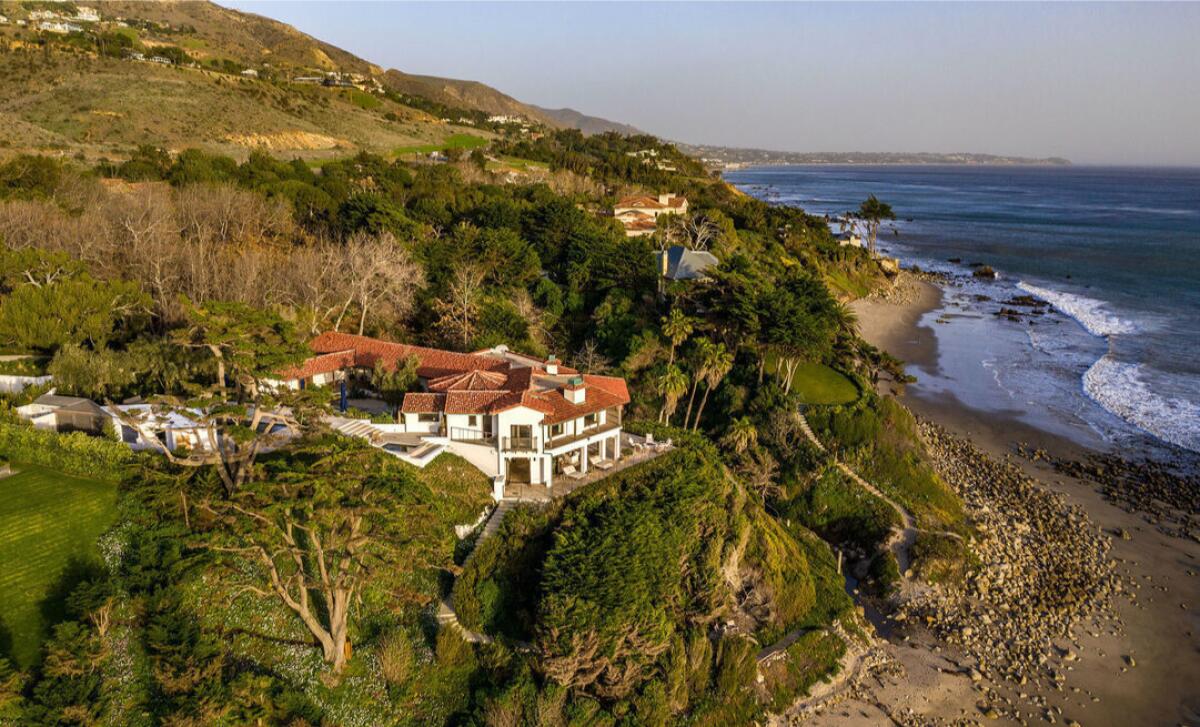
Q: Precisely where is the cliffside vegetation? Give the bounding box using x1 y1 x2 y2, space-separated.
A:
0 62 972 721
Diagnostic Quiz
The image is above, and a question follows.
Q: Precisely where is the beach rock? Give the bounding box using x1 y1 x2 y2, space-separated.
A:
896 422 1122 712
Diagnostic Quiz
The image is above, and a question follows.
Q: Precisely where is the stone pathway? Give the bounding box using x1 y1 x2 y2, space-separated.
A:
437 498 523 644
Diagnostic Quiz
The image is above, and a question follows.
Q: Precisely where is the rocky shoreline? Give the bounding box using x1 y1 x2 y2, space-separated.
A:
1018 445 1200 543
899 422 1125 723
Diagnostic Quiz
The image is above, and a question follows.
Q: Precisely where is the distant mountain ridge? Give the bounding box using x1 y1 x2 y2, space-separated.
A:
531 106 645 137
679 144 1071 167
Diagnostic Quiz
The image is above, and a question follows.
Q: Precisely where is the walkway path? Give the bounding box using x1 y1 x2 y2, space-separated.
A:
436 498 521 644
796 412 960 580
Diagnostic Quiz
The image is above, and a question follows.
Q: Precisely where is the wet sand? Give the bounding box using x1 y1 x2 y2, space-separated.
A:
826 273 1200 727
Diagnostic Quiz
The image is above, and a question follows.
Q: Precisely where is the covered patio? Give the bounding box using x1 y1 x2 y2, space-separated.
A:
503 432 673 502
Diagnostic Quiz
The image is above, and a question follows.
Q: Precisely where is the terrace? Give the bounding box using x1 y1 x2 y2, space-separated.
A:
502 432 672 502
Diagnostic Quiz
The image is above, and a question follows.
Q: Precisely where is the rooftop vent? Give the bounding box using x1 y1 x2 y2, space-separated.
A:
546 355 559 375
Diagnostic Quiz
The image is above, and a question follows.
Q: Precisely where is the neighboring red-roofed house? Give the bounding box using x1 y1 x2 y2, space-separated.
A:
612 193 687 237
274 335 631 491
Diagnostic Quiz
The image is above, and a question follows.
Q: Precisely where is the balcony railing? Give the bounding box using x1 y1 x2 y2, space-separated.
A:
502 436 538 452
449 427 494 444
546 420 621 449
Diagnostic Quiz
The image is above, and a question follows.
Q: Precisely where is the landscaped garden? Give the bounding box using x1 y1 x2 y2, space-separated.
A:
766 358 859 405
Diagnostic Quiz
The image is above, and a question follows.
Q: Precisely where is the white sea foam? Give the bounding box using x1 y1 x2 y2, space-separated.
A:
1016 281 1136 338
1083 356 1200 454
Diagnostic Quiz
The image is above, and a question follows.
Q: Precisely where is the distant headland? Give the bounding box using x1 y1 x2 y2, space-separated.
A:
677 144 1071 169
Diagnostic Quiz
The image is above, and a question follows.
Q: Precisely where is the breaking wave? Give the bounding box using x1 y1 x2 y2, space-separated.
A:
1083 356 1200 454
1016 282 1136 338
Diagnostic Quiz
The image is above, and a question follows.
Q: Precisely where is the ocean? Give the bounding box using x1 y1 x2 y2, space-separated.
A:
726 165 1200 458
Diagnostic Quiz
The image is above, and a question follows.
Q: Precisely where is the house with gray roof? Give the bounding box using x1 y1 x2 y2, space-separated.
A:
656 245 719 281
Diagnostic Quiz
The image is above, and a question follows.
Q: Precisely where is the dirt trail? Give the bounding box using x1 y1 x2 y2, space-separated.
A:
796 412 959 579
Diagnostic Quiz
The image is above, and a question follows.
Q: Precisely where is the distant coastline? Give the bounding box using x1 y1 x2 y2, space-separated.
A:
680 145 1071 170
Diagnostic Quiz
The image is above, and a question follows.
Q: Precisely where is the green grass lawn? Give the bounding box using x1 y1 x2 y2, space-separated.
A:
392 133 488 156
0 465 117 666
766 358 859 405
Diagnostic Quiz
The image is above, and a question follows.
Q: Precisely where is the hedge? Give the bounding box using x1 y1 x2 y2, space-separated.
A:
0 416 134 481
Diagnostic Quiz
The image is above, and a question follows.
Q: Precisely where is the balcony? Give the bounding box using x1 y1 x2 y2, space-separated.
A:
449 427 495 445
545 420 621 450
501 435 538 452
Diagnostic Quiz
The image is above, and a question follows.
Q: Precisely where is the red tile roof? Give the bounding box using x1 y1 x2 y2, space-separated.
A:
614 194 687 211
308 331 507 379
285 333 629 423
275 350 356 380
401 393 444 413
427 370 509 392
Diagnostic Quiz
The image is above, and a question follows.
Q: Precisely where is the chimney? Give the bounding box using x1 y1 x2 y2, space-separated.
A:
546 355 559 376
564 376 585 404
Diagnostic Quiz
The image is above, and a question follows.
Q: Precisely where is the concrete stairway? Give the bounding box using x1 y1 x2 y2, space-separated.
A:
332 418 379 441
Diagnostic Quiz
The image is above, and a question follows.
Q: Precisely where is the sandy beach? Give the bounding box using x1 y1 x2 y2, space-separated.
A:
811 273 1200 727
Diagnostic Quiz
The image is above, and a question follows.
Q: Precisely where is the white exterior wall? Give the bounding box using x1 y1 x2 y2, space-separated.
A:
445 412 489 439
496 406 548 484
402 412 442 434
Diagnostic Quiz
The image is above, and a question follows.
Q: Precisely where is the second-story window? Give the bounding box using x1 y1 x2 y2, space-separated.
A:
584 413 598 428
418 413 439 423
468 415 478 427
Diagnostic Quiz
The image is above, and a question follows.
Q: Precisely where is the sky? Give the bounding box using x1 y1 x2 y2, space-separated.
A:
220 2 1200 166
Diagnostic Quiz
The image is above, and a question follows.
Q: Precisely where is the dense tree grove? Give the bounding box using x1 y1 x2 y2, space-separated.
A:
0 129 968 725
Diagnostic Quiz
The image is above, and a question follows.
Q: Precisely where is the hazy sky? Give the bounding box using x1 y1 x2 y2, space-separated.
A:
221 2 1200 165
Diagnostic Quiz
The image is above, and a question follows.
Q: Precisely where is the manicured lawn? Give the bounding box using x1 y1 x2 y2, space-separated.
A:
0 465 117 666
392 133 488 156
766 358 859 405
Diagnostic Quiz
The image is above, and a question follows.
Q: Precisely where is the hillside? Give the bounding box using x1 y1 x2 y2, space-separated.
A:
0 0 648 160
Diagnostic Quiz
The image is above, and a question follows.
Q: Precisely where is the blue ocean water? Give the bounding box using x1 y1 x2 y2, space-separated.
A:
727 165 1200 456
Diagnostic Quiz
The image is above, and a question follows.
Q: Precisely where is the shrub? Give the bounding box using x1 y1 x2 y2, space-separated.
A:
376 631 414 687
0 414 133 481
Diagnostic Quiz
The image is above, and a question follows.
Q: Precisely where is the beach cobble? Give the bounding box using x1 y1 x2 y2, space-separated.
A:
1018 445 1200 542
895 423 1123 718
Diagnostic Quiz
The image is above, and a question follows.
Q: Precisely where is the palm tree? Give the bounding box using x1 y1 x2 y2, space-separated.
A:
681 339 714 429
831 301 858 336
660 308 694 365
655 365 689 425
722 416 758 454
691 342 733 432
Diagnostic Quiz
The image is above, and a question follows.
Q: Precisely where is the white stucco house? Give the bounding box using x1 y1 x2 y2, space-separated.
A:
270 333 631 495
613 193 688 237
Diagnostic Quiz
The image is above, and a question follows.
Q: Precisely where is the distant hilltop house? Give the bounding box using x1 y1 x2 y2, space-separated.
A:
657 245 719 282
240 68 259 78
0 14 9 24
612 193 687 237
487 114 522 124
38 20 81 33
268 332 631 497
74 6 100 22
